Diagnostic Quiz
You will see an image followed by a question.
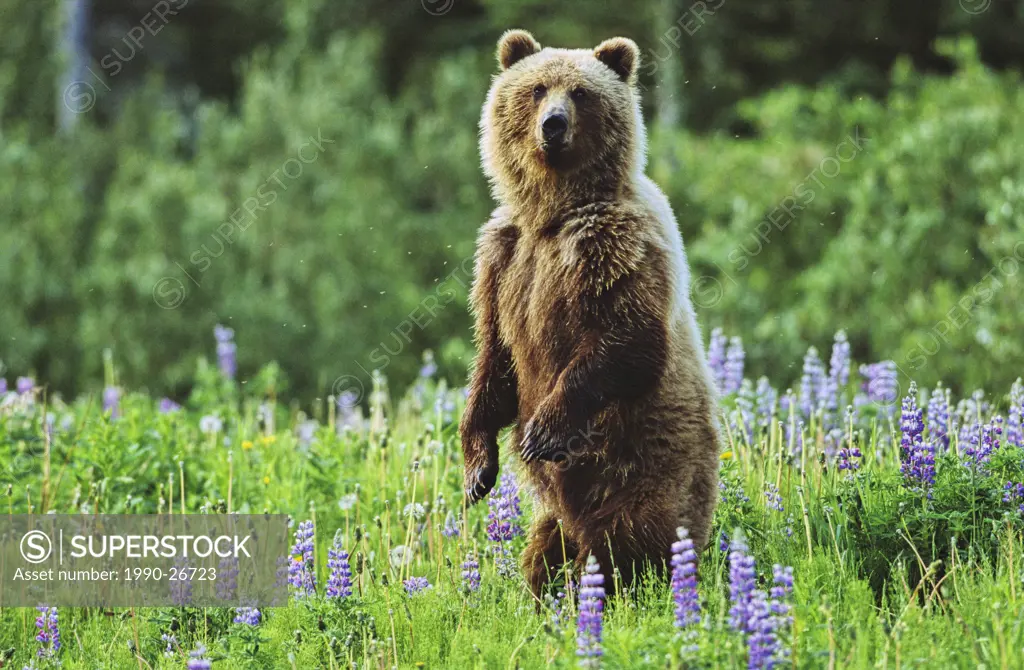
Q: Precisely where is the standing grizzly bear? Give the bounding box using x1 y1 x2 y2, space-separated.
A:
459 29 721 596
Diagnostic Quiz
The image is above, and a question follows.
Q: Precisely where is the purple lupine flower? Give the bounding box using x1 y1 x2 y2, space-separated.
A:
161 632 177 656
403 576 431 595
287 520 316 597
216 557 239 601
16 376 34 395
823 330 850 415
770 565 794 618
270 555 289 606
670 527 700 629
755 377 777 432
0 378 6 394
732 378 756 446
441 511 461 538
860 361 899 419
720 479 751 507
900 383 924 445
1007 379 1023 448
486 474 524 541
34 606 60 658
747 566 795 669
763 483 784 512
707 328 728 393
902 433 936 494
799 347 826 420
747 591 780 669
900 384 936 494
419 350 438 378
926 384 951 453
487 473 524 577
576 556 606 667
728 533 758 634
170 557 194 606
461 553 481 593
964 417 1002 472
1003 482 1024 515
719 531 730 553
102 386 121 418
723 336 745 395
187 644 212 670
158 397 181 413
214 324 237 380
326 536 353 599
234 606 262 626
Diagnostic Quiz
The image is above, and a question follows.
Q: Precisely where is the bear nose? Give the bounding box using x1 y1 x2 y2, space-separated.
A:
541 113 568 143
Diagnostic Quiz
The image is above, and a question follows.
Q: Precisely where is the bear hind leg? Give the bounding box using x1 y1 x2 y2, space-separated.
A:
522 513 578 600
574 499 678 596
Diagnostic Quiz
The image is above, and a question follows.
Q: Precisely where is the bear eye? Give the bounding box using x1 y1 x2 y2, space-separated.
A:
570 87 587 101
532 84 547 101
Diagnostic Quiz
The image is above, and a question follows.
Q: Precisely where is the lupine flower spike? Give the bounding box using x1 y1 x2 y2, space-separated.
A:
461 553 481 593
326 533 353 599
724 336 745 395
670 527 700 630
799 347 825 420
214 324 237 380
576 556 606 668
1007 378 1023 448
234 606 261 626
860 361 898 419
187 644 212 670
34 606 61 659
403 576 431 595
824 330 850 415
487 473 524 578
728 533 757 634
926 383 951 452
900 383 936 495
288 519 317 597
708 328 728 393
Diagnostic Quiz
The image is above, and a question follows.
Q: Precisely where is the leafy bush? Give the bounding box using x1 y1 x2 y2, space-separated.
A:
660 37 1024 394
2 23 1021 401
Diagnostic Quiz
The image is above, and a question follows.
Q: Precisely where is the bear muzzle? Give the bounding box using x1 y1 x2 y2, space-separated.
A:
541 111 569 145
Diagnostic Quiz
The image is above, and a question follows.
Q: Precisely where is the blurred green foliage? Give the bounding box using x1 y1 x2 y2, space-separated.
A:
0 0 1022 402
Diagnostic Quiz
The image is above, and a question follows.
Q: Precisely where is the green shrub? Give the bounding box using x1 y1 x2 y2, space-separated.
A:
1 25 1021 401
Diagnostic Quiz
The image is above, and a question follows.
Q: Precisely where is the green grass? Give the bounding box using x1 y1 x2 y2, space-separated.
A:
2 361 1024 669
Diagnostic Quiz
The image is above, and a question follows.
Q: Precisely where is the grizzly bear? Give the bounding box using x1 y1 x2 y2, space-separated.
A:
459 29 721 597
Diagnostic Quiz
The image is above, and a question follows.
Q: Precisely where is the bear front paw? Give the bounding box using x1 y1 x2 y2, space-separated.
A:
521 404 572 464
463 451 499 504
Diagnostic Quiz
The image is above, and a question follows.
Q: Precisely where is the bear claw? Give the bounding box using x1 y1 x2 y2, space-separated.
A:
520 420 562 463
464 461 498 503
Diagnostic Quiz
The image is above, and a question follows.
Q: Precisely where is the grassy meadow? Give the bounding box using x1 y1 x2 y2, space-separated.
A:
2 331 1024 669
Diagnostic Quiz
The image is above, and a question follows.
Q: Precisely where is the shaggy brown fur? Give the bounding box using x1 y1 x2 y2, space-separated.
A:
459 29 721 597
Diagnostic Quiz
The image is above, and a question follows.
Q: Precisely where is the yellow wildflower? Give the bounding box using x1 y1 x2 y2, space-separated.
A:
263 475 270 485
241 440 254 450
720 451 733 460
261 435 277 446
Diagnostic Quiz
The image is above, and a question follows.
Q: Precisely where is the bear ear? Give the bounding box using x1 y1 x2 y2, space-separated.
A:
594 37 640 83
497 30 541 71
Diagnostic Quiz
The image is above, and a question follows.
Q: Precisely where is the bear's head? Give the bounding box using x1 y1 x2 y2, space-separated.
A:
480 30 646 205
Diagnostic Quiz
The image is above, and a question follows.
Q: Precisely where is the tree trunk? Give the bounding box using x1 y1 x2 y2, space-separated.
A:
58 0 91 132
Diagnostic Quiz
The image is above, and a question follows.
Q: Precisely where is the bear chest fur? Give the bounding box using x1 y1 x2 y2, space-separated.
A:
495 228 581 412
